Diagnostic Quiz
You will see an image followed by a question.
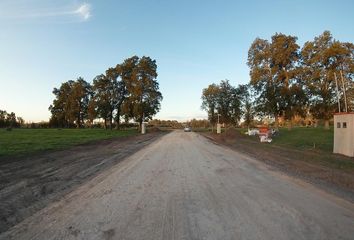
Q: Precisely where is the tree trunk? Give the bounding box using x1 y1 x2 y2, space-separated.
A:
109 110 113 130
287 120 292 130
77 103 82 128
138 110 144 132
104 118 107 129
274 115 279 129
324 119 330 129
77 114 80 128
115 117 120 130
138 118 143 132
115 109 121 130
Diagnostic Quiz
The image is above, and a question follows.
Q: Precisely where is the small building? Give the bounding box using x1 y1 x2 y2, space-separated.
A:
333 113 354 157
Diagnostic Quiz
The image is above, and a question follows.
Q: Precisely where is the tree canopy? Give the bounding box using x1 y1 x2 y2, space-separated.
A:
201 80 245 126
202 31 353 129
49 56 162 129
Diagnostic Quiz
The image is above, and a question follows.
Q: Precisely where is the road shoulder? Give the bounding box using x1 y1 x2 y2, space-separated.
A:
199 131 354 204
0 131 168 233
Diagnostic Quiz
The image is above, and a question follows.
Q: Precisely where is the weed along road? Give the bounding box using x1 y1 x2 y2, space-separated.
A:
2 131 354 240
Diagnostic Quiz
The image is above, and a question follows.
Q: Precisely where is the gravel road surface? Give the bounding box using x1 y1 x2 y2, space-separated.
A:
2 131 354 240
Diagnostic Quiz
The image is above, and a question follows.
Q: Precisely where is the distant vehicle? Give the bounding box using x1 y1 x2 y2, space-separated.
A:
184 127 191 132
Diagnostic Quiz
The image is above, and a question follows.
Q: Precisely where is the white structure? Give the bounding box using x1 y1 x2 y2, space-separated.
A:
217 124 221 134
333 113 354 157
141 123 146 134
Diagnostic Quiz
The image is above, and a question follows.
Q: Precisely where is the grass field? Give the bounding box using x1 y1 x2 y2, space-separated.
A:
236 127 334 152
0 128 138 157
237 127 354 170
272 127 334 152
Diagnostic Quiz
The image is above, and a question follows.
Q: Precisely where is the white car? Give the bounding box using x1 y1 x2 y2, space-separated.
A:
184 127 191 132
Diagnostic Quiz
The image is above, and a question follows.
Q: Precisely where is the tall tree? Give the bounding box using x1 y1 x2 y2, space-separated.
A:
327 40 354 112
49 56 162 129
301 31 351 128
201 83 220 127
123 56 162 129
247 37 281 126
92 74 115 129
70 77 92 128
49 80 75 127
49 78 91 128
271 33 307 128
0 110 7 128
114 57 138 129
87 99 97 127
201 80 243 127
341 42 354 111
217 80 242 125
248 33 305 128
6 112 17 128
238 84 255 128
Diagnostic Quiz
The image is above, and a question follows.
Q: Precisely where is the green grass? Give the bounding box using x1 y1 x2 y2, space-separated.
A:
0 128 137 157
272 127 334 152
239 127 354 170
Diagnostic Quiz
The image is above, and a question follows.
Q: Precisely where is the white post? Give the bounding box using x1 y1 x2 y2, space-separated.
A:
141 123 146 134
217 124 221 134
217 114 221 134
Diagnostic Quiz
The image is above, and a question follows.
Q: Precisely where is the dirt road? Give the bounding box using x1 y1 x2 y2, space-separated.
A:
2 131 354 240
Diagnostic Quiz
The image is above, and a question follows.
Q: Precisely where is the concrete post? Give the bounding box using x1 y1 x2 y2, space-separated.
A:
217 124 221 134
141 123 146 134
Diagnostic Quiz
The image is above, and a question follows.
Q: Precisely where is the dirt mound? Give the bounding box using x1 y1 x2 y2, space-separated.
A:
210 128 245 142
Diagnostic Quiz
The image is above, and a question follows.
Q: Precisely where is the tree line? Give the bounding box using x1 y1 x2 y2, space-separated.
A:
148 119 183 128
49 56 163 129
148 119 211 129
0 110 24 128
202 31 354 129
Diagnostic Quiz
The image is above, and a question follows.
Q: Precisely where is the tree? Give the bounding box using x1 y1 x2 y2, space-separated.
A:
248 33 305 128
341 42 354 111
114 57 138 129
6 112 17 128
300 31 352 128
49 80 75 127
48 56 162 129
87 99 97 127
201 80 243 127
201 83 220 128
92 74 115 129
49 78 92 128
270 33 306 128
0 110 23 128
327 40 354 112
123 56 162 129
17 117 25 127
70 78 92 128
238 84 255 128
0 110 7 128
247 37 281 126
217 80 242 125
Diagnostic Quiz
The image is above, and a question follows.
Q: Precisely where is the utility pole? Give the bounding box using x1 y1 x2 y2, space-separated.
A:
334 72 341 112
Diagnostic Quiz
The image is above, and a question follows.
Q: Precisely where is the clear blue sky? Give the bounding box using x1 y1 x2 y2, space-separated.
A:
1 0 354 122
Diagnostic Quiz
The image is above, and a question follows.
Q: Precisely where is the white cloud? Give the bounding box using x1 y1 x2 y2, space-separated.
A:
0 2 92 22
75 3 91 21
